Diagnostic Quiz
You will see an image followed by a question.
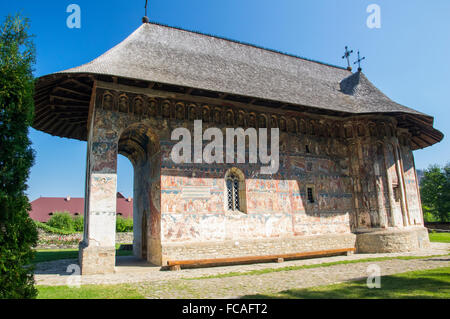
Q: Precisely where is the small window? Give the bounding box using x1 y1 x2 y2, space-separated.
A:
306 162 313 172
48 212 53 216
224 168 246 213
226 174 240 211
393 185 401 202
307 187 315 203
74 212 79 216
305 145 310 153
117 212 122 216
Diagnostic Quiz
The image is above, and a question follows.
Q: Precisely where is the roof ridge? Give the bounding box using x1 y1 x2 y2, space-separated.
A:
147 20 348 71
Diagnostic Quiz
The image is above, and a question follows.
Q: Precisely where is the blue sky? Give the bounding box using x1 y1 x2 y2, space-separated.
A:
1 0 448 200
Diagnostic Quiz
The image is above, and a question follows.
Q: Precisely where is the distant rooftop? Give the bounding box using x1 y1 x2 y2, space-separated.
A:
30 193 133 222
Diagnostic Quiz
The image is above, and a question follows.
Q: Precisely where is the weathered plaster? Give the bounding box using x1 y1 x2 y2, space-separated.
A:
79 86 428 273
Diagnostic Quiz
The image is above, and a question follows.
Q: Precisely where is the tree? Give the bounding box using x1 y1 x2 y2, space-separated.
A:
420 163 450 222
0 14 38 299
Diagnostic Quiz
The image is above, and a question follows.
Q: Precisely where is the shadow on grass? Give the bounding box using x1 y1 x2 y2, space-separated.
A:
32 249 133 265
241 267 450 299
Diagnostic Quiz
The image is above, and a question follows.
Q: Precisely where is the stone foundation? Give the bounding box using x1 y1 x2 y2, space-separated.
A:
356 227 430 253
161 233 357 265
78 243 116 275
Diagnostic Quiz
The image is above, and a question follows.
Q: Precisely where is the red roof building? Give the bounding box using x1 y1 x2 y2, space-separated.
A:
30 193 133 222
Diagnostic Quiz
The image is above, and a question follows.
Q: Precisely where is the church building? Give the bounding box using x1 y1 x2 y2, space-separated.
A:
33 21 443 274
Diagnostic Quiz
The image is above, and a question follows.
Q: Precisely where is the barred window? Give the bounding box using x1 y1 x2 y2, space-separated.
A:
225 168 246 213
226 174 240 211
307 187 315 203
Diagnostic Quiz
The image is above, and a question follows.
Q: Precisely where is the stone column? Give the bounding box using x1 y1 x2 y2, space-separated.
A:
79 108 119 275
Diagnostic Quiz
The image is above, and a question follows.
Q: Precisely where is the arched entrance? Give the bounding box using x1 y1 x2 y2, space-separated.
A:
118 123 161 265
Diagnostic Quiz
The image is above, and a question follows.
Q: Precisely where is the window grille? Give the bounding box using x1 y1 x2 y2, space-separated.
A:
226 174 240 211
307 187 314 203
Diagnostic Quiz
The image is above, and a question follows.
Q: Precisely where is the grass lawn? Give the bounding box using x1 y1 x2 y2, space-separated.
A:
33 233 449 299
37 284 145 299
242 266 450 299
32 245 133 264
37 266 450 299
429 232 450 243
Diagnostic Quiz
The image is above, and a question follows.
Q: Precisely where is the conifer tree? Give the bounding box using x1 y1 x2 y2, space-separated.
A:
0 14 38 299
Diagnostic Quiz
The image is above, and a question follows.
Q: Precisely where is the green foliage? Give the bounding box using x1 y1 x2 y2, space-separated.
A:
420 164 450 222
0 14 38 299
116 216 133 232
73 215 84 232
34 221 74 235
32 248 133 265
429 232 450 243
38 213 131 234
423 210 439 223
46 212 74 232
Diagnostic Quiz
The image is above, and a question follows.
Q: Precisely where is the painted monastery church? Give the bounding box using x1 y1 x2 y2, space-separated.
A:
33 21 443 274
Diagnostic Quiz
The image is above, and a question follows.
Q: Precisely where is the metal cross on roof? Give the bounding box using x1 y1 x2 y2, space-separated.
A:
142 0 149 23
342 46 353 71
354 51 366 72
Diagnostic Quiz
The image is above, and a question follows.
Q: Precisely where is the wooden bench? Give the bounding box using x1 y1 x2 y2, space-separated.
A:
166 247 355 271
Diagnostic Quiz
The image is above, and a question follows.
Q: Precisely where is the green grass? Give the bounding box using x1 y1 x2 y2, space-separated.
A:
37 284 145 299
242 266 450 299
32 246 133 264
429 232 450 243
185 254 450 280
36 266 450 299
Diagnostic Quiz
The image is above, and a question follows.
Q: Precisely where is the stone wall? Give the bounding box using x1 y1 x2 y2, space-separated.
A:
356 226 430 253
77 85 428 271
162 233 356 263
159 128 354 244
37 229 133 249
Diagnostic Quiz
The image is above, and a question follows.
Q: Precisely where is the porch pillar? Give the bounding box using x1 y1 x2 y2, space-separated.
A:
79 109 119 275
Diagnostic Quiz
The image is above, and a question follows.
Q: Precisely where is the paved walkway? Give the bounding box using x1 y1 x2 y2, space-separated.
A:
139 256 450 298
35 242 450 298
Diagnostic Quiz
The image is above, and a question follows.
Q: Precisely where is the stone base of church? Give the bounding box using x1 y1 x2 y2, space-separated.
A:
78 242 116 275
355 226 430 253
161 233 357 264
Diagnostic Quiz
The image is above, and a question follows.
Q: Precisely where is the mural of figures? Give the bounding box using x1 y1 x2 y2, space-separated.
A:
86 88 432 269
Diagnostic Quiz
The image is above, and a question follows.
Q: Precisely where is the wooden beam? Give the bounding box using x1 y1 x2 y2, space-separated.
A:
86 80 97 135
166 247 355 270
50 94 89 104
49 104 89 110
63 78 93 91
38 115 61 132
53 86 91 98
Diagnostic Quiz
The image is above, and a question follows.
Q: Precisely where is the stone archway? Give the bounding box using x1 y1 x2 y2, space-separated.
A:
141 210 147 260
118 123 162 265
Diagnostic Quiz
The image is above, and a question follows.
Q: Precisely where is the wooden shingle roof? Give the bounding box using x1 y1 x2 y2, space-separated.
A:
34 22 443 148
